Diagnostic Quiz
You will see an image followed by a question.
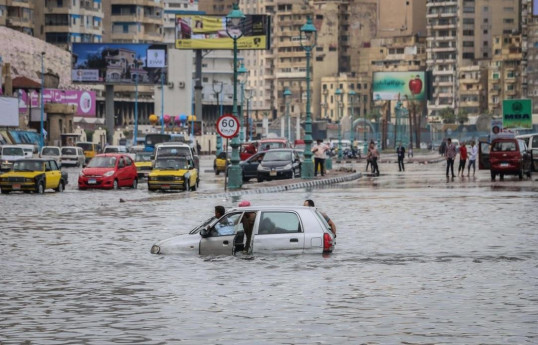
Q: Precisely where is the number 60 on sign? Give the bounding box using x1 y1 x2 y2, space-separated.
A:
216 115 240 139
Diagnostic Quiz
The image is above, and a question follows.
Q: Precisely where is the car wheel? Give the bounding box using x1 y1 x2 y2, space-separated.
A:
54 181 64 193
132 178 138 189
1 189 9 194
113 179 119 190
490 171 496 181
184 181 190 192
37 182 45 194
191 179 197 191
215 165 220 175
257 176 264 183
242 174 250 182
527 170 532 178
500 174 504 181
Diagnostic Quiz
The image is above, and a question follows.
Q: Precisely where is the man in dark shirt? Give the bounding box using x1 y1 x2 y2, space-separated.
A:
396 143 406 172
304 199 336 236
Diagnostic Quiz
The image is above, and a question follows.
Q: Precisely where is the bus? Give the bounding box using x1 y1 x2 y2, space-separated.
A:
144 133 171 152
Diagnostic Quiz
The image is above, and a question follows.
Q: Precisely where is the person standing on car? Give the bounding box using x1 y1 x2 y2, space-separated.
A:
304 199 336 236
396 142 405 172
457 141 468 177
445 138 456 178
312 139 329 176
467 140 478 177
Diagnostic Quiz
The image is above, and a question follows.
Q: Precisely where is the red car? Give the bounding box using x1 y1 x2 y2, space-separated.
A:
78 154 138 190
489 138 532 181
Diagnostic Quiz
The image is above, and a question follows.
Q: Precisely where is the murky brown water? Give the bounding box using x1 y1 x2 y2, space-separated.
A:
1 159 537 344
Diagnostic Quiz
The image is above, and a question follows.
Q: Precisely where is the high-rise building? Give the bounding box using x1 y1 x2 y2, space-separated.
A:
521 0 538 113
0 0 34 36
198 0 234 16
34 0 104 48
103 0 164 43
427 0 520 119
163 0 197 44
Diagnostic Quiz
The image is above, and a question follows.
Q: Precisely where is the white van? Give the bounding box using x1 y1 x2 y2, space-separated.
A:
61 146 86 167
40 146 61 164
1 145 25 171
154 142 198 169
516 133 538 171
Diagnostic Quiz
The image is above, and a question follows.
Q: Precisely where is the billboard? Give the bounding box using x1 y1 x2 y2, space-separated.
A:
72 43 167 84
502 99 533 129
17 89 96 117
175 15 270 50
372 72 426 101
0 96 19 127
534 0 538 16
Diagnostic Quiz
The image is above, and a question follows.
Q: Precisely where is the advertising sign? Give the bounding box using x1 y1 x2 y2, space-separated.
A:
372 71 426 101
16 89 96 117
71 43 167 84
0 96 19 127
533 0 538 16
175 15 271 50
502 99 532 129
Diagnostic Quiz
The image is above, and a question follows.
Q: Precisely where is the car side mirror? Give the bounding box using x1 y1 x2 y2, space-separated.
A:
200 226 210 238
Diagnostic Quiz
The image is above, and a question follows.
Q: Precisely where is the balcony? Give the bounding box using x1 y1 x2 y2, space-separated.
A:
7 0 32 8
110 0 162 7
6 17 33 28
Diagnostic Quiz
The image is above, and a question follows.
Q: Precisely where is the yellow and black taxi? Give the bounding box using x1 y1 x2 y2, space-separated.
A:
213 151 229 175
148 156 199 192
134 151 154 179
0 159 68 194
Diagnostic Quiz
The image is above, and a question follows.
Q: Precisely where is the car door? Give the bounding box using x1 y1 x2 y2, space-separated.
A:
292 151 301 176
478 140 490 170
252 211 305 254
199 212 243 255
243 153 263 178
45 160 61 189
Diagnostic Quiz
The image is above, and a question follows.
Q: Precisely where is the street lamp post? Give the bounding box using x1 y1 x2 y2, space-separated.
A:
348 90 356 148
40 52 45 149
283 88 292 142
238 63 248 143
322 88 332 169
245 88 253 141
133 73 139 147
335 88 343 160
226 3 245 189
300 17 317 179
212 80 224 155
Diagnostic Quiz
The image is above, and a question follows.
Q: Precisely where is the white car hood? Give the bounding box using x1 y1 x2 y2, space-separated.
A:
153 233 200 255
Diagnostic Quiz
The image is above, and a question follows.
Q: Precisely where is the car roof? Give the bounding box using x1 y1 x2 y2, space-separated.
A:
18 158 53 162
95 153 126 157
229 206 314 212
156 142 190 147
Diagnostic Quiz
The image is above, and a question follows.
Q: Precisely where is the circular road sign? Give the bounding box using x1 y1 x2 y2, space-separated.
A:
216 115 240 139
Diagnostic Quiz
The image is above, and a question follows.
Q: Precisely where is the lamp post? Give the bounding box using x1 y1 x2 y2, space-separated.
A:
283 88 292 142
212 80 223 155
133 73 139 147
335 88 343 160
40 52 45 149
322 88 332 169
300 17 317 179
245 88 253 141
348 90 356 147
160 70 165 134
238 62 248 143
226 3 245 189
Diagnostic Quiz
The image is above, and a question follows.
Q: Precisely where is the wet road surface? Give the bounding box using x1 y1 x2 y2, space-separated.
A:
1 156 537 344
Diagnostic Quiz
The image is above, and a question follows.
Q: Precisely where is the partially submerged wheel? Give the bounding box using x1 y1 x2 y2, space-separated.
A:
132 178 138 189
37 182 45 194
113 179 119 190
54 181 64 192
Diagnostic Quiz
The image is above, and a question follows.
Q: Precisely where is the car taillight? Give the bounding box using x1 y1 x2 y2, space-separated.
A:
323 233 333 252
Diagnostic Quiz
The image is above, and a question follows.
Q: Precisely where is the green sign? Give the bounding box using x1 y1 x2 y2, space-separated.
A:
372 72 426 101
502 99 533 129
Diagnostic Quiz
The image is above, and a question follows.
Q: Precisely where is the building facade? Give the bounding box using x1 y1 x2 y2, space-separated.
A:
103 0 164 43
0 0 34 36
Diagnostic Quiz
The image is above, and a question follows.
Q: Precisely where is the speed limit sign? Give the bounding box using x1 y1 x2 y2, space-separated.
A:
216 115 240 139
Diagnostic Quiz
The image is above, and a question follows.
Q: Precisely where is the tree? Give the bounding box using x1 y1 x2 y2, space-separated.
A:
440 107 456 124
457 109 469 125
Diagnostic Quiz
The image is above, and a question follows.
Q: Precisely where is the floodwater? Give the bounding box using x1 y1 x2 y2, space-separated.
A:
1 158 537 344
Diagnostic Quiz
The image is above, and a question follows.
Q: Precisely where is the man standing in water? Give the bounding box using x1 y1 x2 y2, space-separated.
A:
445 138 456 179
304 199 336 236
396 142 405 172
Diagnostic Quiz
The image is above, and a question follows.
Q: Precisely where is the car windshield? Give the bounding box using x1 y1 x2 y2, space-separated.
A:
492 141 517 152
61 147 77 155
154 158 188 170
262 142 286 149
87 156 117 168
42 147 60 156
13 160 44 172
2 147 24 156
158 147 190 156
135 153 153 162
264 151 292 161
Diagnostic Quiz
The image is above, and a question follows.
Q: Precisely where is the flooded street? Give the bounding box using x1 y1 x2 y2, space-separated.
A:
1 157 537 344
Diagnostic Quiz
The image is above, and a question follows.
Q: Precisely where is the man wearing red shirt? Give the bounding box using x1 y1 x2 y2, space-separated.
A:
458 142 468 177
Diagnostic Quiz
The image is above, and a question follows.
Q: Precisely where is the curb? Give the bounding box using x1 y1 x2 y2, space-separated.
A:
201 172 362 199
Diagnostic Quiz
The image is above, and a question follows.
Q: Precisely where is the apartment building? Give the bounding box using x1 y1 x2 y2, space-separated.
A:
103 0 163 43
427 0 520 118
321 73 371 124
521 0 538 113
488 34 523 114
459 64 488 115
33 0 103 48
162 0 197 43
198 0 234 16
0 0 34 36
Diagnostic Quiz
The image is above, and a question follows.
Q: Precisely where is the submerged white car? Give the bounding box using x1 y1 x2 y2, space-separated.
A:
150 206 336 255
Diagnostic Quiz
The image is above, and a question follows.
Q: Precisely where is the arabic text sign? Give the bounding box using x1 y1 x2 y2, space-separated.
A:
372 71 426 101
17 89 96 117
502 99 532 129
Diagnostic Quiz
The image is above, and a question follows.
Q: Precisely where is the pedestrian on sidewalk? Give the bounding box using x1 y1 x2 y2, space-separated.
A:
445 138 456 178
408 144 413 158
396 142 406 172
312 139 329 176
457 141 468 176
467 140 478 176
371 144 380 176
366 140 374 172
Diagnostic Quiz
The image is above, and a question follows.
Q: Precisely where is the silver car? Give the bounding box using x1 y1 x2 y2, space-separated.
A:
150 206 336 255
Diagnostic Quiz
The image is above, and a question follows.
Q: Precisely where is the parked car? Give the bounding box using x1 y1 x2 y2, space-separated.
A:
103 145 128 153
257 149 301 182
60 146 85 167
258 138 292 151
0 158 68 194
150 205 336 256
1 145 25 172
40 146 61 165
154 142 199 170
489 137 532 181
147 156 198 192
516 133 538 171
134 151 154 179
78 154 138 190
213 151 229 175
76 142 100 163
240 151 266 181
